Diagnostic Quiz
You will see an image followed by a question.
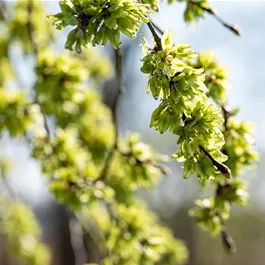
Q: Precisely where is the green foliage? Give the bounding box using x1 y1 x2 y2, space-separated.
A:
141 30 228 182
87 202 188 265
223 119 258 176
189 179 248 235
30 41 186 263
173 100 227 182
167 0 213 23
181 0 212 23
215 179 248 207
141 28 258 245
8 0 54 53
0 91 34 137
106 134 168 203
0 0 259 262
0 36 14 86
189 198 229 234
49 0 151 52
190 50 228 105
34 49 114 161
0 198 50 265
142 0 159 12
32 127 114 209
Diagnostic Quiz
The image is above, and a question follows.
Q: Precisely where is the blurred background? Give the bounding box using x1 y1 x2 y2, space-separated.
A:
1 1 265 265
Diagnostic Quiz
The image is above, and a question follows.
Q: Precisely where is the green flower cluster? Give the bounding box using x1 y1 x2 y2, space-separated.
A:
29 44 188 261
35 51 88 114
8 0 54 53
49 0 151 52
141 0 159 11
32 128 114 209
0 198 50 265
0 36 14 86
34 50 114 161
0 91 35 137
223 119 258 177
173 100 227 182
30 113 186 263
190 179 248 235
189 198 229 235
177 0 212 23
107 134 168 202
141 31 228 182
69 90 115 162
215 179 248 207
140 29 258 247
189 51 258 178
87 202 188 265
188 51 258 241
190 50 228 105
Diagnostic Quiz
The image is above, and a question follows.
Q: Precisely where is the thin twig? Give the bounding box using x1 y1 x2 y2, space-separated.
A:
199 145 231 178
2 178 18 199
222 105 230 132
188 0 241 36
27 0 39 55
217 213 237 254
221 105 237 132
113 47 125 143
98 48 124 181
150 21 164 36
26 0 51 139
34 97 51 138
82 226 102 261
0 158 18 199
120 150 171 177
69 218 88 265
147 22 162 50
0 0 7 20
81 210 114 262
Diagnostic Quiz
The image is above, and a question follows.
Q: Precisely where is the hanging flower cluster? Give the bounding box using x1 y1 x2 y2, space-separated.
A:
141 30 230 182
49 0 151 52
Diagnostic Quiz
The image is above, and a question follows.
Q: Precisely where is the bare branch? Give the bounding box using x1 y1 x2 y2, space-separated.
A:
199 145 231 178
69 218 88 265
218 213 237 254
0 0 7 20
27 0 39 55
98 48 124 181
25 0 51 139
34 98 51 138
188 0 241 36
147 22 162 51
150 21 164 36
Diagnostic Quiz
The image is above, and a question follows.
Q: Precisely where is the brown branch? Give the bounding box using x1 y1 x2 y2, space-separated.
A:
188 0 241 36
0 0 7 20
217 213 237 254
221 105 237 133
81 208 115 262
25 0 51 139
27 0 39 55
199 145 231 178
120 150 171 177
147 22 162 51
0 159 18 199
69 218 88 265
98 48 124 181
222 105 230 132
150 21 164 36
34 98 51 138
2 177 18 199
